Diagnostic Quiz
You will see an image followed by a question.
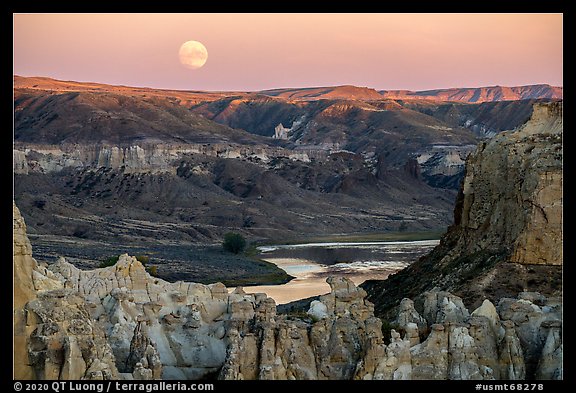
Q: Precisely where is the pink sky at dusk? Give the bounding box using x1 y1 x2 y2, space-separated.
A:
13 13 562 92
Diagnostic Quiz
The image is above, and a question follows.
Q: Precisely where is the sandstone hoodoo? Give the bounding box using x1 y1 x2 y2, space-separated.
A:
13 195 562 379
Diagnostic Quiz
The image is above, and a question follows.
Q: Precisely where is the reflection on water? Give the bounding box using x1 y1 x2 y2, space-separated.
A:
240 240 439 304
279 261 324 275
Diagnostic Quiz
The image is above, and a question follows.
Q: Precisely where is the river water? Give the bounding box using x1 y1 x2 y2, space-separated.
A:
241 239 439 304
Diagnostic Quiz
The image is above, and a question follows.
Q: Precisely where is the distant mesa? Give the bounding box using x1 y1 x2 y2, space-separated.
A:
261 84 561 103
12 76 563 380
13 75 563 267
261 85 384 101
14 75 562 103
379 84 563 103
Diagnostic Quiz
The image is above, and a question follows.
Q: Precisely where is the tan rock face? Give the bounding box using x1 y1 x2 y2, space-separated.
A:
422 291 470 324
362 101 563 323
458 102 562 265
219 277 379 381
511 171 562 265
14 202 121 380
26 289 120 380
14 202 38 379
497 295 562 378
13 202 36 310
536 322 562 380
49 255 234 380
468 315 501 379
217 281 562 381
499 320 526 380
394 298 427 333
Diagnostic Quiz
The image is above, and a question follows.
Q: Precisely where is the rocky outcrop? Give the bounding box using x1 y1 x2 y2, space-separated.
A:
125 322 163 380
363 101 562 318
14 202 39 379
535 322 562 380
47 255 234 380
218 279 562 381
457 102 562 266
394 292 560 381
218 277 379 380
392 298 427 336
422 291 470 324
25 289 120 380
274 123 290 140
497 294 563 378
14 202 122 380
14 200 561 380
13 143 314 175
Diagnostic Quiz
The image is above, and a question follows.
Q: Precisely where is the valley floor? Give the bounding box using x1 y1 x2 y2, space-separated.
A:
27 230 444 288
27 234 292 286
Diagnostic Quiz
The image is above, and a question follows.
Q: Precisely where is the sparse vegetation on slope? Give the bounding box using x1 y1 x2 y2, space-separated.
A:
222 232 247 254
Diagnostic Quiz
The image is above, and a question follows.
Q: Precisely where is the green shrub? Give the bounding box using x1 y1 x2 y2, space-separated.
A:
135 255 150 265
147 265 158 277
99 255 120 268
99 254 158 276
222 232 246 254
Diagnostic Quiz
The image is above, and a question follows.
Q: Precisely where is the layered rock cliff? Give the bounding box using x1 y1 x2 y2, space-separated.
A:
12 143 317 175
362 101 563 355
14 202 121 380
456 102 562 266
14 77 563 380
14 202 38 379
218 279 561 380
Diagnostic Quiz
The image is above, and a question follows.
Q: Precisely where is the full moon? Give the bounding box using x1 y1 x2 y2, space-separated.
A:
179 41 208 70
